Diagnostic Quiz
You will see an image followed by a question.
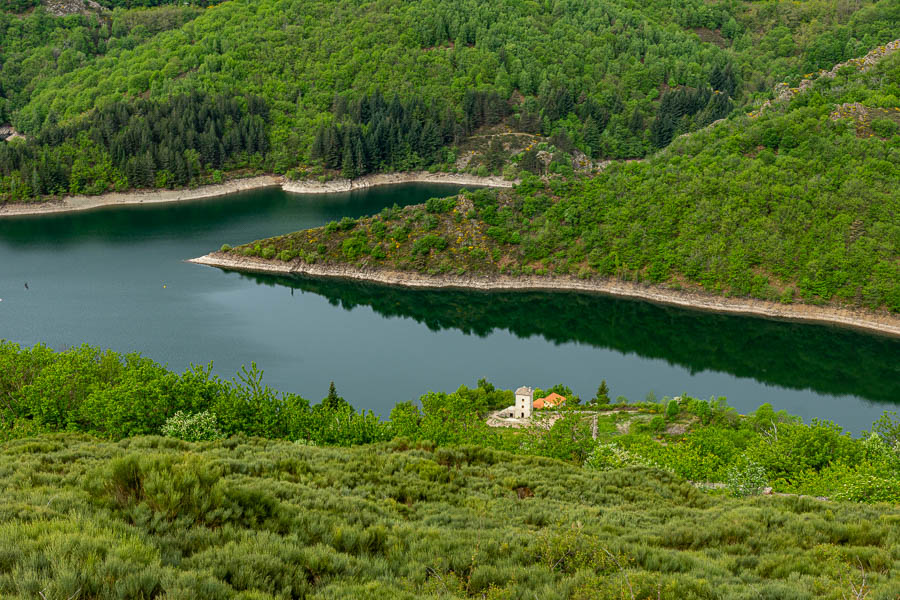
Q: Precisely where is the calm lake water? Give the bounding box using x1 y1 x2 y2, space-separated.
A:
1 184 898 433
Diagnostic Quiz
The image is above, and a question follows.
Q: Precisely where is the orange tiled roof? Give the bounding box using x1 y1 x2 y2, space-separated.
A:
535 392 566 408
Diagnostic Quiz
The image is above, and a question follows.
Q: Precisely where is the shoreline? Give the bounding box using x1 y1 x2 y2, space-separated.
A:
282 171 514 194
188 253 900 338
0 172 513 218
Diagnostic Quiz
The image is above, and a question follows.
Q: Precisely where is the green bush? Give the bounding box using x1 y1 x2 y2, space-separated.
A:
725 460 768 497
666 398 680 420
585 442 655 471
341 235 370 259
161 410 224 442
833 474 900 503
872 411 900 447
425 196 455 214
870 118 899 138
411 234 448 256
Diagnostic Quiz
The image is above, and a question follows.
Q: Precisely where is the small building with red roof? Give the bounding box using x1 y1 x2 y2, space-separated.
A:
534 392 566 410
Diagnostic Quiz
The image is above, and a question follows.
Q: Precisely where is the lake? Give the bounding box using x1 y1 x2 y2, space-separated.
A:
1 184 898 433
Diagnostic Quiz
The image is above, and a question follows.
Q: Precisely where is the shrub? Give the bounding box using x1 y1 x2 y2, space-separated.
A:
585 442 655 471
870 118 898 138
411 234 447 256
341 235 370 259
833 474 900 503
666 399 680 420
220 244 232 252
425 196 455 213
261 246 277 259
161 410 224 442
725 460 768 497
872 411 900 447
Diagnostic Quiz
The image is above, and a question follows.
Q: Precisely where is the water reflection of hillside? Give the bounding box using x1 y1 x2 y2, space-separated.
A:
244 273 900 406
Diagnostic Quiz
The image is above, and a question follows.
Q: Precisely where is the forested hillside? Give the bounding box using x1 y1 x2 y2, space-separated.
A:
1 0 898 199
233 47 900 312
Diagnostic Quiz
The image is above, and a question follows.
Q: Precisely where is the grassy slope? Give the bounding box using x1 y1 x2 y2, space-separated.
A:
231 51 900 312
1 433 899 599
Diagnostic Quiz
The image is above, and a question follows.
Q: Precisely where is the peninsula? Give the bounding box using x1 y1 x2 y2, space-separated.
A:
193 47 900 337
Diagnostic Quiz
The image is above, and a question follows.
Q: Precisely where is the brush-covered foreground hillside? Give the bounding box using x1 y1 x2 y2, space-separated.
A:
1 0 898 199
228 48 900 312
2 434 900 600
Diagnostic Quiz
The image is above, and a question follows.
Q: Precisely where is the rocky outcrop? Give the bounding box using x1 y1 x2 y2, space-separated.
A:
0 125 25 142
189 253 900 338
751 39 900 117
44 0 103 17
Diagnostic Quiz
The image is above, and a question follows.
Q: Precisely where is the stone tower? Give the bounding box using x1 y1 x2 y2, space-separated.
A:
515 386 534 419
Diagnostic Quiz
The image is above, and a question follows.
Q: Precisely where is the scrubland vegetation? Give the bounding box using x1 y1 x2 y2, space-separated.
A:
3 340 899 505
233 50 900 312
1 0 898 198
3 432 899 599
2 341 900 596
2 343 900 598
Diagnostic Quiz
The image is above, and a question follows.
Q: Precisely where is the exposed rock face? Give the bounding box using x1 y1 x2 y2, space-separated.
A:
830 102 870 123
751 39 900 117
44 0 103 17
0 125 25 142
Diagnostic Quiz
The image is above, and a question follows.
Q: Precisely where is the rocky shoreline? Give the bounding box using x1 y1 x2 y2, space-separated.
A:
189 253 900 338
282 171 514 193
0 172 511 218
0 176 283 217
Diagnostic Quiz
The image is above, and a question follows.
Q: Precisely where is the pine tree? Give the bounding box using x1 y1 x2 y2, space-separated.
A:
593 380 610 405
341 144 356 179
323 382 349 411
583 116 602 157
650 113 675 148
627 107 643 134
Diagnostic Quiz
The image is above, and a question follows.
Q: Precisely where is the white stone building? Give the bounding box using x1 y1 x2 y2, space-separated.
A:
501 386 534 419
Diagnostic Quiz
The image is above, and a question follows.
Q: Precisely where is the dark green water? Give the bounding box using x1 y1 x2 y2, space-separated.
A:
1 185 898 432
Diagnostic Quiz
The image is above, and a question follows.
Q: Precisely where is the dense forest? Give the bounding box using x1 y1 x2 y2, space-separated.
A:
0 91 269 197
232 49 900 312
1 0 898 198
2 341 900 598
